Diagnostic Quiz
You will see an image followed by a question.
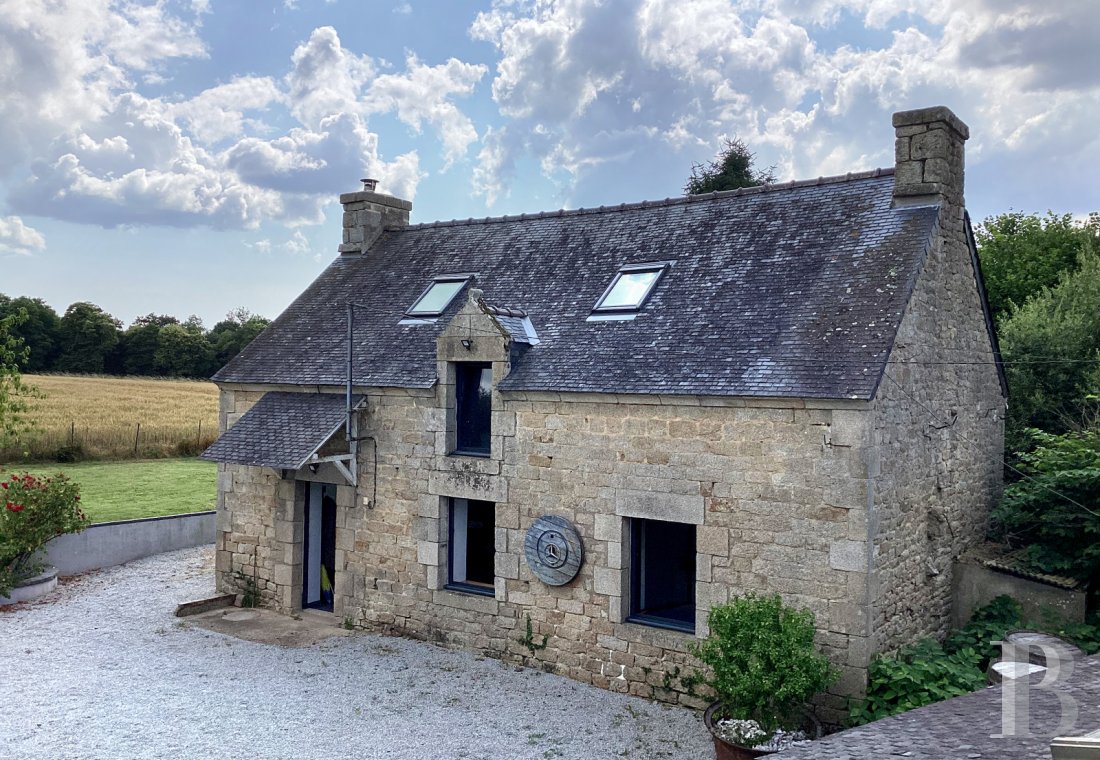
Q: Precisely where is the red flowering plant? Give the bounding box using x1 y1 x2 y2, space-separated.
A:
0 473 86 596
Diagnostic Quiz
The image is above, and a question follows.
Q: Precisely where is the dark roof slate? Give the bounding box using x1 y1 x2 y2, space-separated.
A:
485 304 537 345
776 654 1100 759
200 392 357 469
215 170 938 400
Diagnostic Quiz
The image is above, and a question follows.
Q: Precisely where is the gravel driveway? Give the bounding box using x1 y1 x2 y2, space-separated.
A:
0 547 710 759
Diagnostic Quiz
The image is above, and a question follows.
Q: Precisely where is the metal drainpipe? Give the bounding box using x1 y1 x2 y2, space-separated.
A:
346 301 354 444
346 301 359 485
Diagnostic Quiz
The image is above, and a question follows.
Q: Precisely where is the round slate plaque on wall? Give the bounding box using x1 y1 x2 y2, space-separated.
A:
524 515 584 586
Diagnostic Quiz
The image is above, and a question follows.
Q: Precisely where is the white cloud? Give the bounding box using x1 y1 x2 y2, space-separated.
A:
469 0 1100 208
0 215 46 255
12 93 283 229
364 55 487 166
2 10 480 232
0 0 205 174
286 26 375 129
171 76 283 144
284 229 311 255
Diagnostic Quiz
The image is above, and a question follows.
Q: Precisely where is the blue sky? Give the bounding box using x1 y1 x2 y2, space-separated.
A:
1 0 1097 328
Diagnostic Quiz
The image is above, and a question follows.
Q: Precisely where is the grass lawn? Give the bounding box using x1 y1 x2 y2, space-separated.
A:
18 459 217 524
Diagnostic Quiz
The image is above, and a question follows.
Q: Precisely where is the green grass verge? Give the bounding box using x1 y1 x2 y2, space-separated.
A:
15 458 217 524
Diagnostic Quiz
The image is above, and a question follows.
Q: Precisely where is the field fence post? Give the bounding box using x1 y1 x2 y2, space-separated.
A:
70 421 75 447
133 423 141 456
197 420 202 447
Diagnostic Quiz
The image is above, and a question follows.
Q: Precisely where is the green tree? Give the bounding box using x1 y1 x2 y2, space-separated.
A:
153 323 215 378
991 429 1100 583
684 137 776 195
119 314 178 376
55 302 122 374
0 311 38 450
998 247 1100 443
976 211 1099 322
0 296 62 372
208 308 270 368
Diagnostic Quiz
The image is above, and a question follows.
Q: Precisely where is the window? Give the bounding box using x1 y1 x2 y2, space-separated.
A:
628 518 695 633
406 275 470 317
448 498 495 595
454 362 492 456
592 263 668 313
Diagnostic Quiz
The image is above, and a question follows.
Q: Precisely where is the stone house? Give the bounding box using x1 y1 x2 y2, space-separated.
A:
202 106 1005 720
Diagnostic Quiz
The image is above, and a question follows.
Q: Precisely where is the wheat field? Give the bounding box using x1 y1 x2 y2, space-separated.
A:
2 374 220 463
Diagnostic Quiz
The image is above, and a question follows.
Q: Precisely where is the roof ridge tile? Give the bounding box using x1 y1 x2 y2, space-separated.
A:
402 168 895 230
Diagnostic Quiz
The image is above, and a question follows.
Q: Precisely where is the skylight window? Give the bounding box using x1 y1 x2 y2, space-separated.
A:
592 264 668 313
406 276 470 317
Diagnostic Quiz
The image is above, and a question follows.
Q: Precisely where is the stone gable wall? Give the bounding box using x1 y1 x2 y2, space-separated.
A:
867 222 1005 652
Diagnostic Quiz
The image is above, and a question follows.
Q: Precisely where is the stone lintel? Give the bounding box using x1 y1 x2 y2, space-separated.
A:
428 469 508 503
614 489 704 525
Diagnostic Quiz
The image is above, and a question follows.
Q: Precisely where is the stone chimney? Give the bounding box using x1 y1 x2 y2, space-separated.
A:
338 182 412 254
892 106 969 206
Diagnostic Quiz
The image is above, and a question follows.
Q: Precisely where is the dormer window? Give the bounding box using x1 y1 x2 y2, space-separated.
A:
406 275 471 318
592 263 668 314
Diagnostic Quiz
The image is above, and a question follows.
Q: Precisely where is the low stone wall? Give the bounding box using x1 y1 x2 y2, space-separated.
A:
952 559 1086 628
44 511 215 576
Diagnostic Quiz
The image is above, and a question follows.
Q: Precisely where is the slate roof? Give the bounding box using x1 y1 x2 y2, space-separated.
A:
200 392 360 469
485 304 539 345
776 654 1100 759
215 170 941 400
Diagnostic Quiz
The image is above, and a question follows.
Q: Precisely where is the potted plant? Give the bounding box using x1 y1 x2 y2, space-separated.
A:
0 473 86 603
692 593 837 759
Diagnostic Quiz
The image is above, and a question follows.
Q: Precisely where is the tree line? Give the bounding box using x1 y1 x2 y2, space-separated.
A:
0 297 270 379
976 210 1100 585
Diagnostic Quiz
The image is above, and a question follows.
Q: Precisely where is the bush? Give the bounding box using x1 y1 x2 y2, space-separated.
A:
53 443 86 463
850 639 986 725
851 595 1100 726
692 593 837 741
0 472 87 595
943 595 1022 667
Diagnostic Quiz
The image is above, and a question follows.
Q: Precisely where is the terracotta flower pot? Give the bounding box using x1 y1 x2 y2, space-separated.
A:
703 703 822 759
704 703 774 760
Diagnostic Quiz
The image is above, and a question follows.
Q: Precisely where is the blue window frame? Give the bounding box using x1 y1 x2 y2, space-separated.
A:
447 497 495 596
454 362 492 456
628 518 695 633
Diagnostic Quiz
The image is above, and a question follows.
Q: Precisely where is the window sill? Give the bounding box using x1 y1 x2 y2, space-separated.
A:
449 449 491 459
624 615 699 646
625 614 696 636
433 587 500 614
444 582 495 598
